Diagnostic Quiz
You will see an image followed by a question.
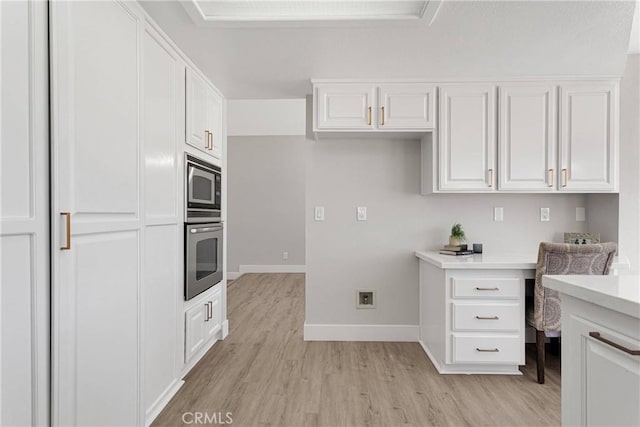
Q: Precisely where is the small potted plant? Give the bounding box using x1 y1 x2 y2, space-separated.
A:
449 223 466 246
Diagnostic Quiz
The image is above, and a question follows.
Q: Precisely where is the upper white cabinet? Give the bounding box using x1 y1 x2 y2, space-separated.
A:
313 82 435 132
498 83 557 191
559 82 618 192
315 84 376 130
186 67 223 160
438 84 497 191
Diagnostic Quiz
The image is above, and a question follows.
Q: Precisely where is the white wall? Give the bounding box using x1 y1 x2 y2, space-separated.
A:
227 136 306 274
305 135 588 327
585 194 620 244
618 54 640 273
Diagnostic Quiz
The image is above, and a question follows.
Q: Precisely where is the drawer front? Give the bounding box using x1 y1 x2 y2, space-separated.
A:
452 335 520 364
452 278 520 299
452 303 520 332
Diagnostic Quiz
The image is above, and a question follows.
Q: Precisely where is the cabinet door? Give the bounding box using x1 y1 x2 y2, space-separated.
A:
205 291 222 341
559 82 618 191
205 88 223 160
185 303 206 362
439 84 497 191
315 84 376 130
50 1 142 425
498 84 557 191
569 316 640 426
378 83 435 129
185 67 208 151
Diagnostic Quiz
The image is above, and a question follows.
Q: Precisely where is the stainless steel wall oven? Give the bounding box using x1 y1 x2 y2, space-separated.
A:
185 222 223 300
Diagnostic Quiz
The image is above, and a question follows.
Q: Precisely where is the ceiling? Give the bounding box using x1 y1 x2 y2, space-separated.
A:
141 1 637 99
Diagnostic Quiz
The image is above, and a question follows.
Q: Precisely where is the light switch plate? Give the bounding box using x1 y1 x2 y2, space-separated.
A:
494 207 504 222
357 206 367 221
576 207 586 222
540 207 550 222
314 206 324 221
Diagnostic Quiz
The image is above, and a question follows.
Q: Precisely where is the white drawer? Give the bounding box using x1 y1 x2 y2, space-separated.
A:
452 278 520 299
452 335 520 364
452 303 520 332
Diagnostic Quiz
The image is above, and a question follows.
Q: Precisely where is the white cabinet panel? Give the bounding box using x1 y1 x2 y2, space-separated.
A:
185 68 208 151
1 236 34 425
144 26 178 218
58 232 139 426
378 83 435 129
206 89 223 160
63 1 140 216
559 83 618 191
315 84 375 130
451 303 520 332
206 291 222 341
452 335 521 364
185 303 206 361
439 85 497 191
499 84 556 191
144 225 178 411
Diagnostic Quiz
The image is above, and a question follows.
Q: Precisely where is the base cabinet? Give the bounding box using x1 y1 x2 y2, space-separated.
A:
561 296 640 426
185 287 222 363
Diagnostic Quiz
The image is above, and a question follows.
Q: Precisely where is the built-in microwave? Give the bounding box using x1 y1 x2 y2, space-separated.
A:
185 154 221 223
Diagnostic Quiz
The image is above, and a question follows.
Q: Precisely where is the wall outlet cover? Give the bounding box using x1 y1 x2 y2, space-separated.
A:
356 290 375 309
314 206 325 221
494 207 504 222
540 207 550 222
357 206 367 221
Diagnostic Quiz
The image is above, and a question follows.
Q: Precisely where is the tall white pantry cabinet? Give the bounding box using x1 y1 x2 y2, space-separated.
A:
2 1 226 426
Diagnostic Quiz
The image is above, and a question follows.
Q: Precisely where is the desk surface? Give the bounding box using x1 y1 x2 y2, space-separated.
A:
415 251 629 271
543 275 640 318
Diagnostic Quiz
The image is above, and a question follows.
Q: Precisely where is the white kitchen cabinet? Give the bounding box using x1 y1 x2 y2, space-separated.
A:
315 83 376 130
378 83 436 129
559 82 618 192
438 84 497 191
50 1 144 425
186 67 223 160
0 1 49 424
314 82 436 132
498 83 557 191
185 288 223 363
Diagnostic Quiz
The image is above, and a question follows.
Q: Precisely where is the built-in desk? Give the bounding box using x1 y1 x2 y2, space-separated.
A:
415 251 629 375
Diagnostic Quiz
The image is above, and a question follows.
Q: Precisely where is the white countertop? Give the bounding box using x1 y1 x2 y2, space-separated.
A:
543 275 640 318
415 251 630 271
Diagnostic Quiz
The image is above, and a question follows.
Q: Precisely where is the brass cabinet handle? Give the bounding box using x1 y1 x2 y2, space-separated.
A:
589 332 640 356
488 169 493 187
368 106 372 126
475 287 499 291
204 301 211 322
208 131 214 150
548 169 554 187
381 106 385 125
562 168 568 187
60 212 71 250
475 316 499 320
476 348 500 352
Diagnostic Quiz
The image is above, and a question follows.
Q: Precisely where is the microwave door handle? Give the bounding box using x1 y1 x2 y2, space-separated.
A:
190 227 222 234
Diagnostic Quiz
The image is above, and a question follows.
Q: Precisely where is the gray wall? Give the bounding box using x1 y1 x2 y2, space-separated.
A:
227 136 305 272
305 137 589 326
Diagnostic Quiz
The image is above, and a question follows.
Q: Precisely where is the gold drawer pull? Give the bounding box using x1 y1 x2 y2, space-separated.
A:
475 287 499 291
548 169 554 187
475 316 499 320
476 348 500 352
60 212 71 250
562 168 568 187
589 332 640 356
381 106 385 125
368 106 372 125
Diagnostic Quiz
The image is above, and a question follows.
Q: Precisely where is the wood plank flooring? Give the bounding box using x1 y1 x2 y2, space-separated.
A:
153 273 560 426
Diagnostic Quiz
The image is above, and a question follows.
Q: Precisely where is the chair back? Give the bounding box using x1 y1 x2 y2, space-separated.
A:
532 242 617 332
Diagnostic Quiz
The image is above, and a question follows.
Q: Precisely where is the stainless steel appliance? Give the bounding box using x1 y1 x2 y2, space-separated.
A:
185 154 221 223
185 222 223 300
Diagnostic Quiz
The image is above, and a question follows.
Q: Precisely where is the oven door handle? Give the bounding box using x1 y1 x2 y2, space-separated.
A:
190 226 222 234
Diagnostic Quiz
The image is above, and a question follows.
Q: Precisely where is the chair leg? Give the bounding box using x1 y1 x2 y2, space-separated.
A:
536 330 546 384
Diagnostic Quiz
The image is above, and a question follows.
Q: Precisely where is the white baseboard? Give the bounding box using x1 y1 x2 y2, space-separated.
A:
239 264 306 274
303 323 419 342
222 319 229 339
145 379 184 426
227 272 242 280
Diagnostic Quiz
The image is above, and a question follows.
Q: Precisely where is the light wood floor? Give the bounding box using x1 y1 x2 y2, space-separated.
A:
153 273 560 427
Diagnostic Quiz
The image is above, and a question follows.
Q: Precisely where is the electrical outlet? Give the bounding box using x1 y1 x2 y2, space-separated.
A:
540 207 550 222
576 207 586 222
357 206 367 221
356 290 375 309
314 206 324 221
282 252 289 260
494 207 504 222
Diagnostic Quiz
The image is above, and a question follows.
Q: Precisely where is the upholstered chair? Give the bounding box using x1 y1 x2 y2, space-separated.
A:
526 242 617 384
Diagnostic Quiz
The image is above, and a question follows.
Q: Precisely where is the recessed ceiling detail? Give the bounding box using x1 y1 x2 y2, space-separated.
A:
182 0 432 23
